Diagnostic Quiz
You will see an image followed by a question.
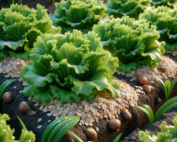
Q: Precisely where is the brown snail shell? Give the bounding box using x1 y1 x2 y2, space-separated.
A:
2 92 14 103
144 85 152 94
19 101 37 115
108 119 121 131
138 75 148 85
121 105 126 114
160 66 166 73
123 110 132 121
85 127 97 141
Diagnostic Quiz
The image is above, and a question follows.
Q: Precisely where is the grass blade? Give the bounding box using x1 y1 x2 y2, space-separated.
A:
0 79 17 102
154 96 177 121
68 131 84 142
144 105 154 123
113 133 123 142
135 106 153 124
17 115 27 130
154 102 177 122
170 77 177 92
164 80 171 99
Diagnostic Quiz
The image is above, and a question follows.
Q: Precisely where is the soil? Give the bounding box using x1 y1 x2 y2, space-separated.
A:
0 71 177 142
0 1 177 142
0 0 61 9
121 106 177 142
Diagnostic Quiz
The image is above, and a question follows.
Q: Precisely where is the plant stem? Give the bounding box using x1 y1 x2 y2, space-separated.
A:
68 131 84 142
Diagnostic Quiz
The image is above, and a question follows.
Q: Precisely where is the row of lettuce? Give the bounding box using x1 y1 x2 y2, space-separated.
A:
0 2 175 103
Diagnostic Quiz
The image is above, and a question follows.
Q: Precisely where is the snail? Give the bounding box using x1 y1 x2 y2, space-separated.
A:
123 110 132 121
2 92 14 103
19 101 37 115
121 105 132 121
144 85 153 94
160 66 166 73
138 75 148 85
108 119 121 131
85 127 97 141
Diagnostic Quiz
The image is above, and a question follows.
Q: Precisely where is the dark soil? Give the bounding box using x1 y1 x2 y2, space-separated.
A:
121 106 177 142
0 72 177 142
0 0 61 9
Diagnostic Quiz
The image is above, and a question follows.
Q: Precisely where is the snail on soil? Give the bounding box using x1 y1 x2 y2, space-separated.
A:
138 75 148 85
160 66 166 73
108 119 121 131
144 85 153 94
85 127 97 141
2 92 14 103
121 105 132 121
19 101 37 115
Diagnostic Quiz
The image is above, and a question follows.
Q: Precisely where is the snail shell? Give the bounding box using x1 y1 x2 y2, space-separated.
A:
19 101 37 115
108 119 121 131
2 92 14 103
121 105 126 114
123 110 132 121
138 75 148 85
160 66 166 73
85 127 97 141
144 85 152 94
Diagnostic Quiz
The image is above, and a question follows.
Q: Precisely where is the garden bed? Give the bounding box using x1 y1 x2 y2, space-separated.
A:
1 1 177 142
0 54 177 142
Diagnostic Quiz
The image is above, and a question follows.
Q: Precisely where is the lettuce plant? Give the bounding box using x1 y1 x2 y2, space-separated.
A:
21 30 120 104
139 6 177 51
135 96 177 124
92 16 165 73
50 0 107 33
0 4 61 60
139 114 177 142
105 0 151 19
0 113 35 142
151 0 177 7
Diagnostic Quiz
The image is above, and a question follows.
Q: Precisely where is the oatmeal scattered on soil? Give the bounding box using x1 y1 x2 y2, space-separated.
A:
117 56 177 83
28 79 138 126
0 57 30 78
0 56 177 126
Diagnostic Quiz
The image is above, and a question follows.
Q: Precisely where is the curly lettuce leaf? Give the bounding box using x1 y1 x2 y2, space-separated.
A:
22 31 120 104
50 0 106 33
139 6 177 51
93 16 164 73
0 4 61 60
106 0 151 18
139 114 177 142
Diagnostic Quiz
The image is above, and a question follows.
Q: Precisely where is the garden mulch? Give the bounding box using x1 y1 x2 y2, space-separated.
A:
0 71 177 142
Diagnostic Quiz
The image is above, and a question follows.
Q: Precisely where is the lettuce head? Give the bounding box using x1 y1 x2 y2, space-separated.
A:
92 16 165 73
139 6 177 51
106 0 151 19
21 30 120 104
50 0 107 33
0 4 61 60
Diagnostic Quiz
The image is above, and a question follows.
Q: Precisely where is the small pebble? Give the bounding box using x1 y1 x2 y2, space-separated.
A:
48 120 51 123
13 86 16 89
37 125 42 129
38 118 42 122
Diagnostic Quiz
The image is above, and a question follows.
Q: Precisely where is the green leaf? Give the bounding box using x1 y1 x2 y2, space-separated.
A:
42 116 80 142
170 77 177 92
113 133 123 142
164 80 171 99
154 96 177 121
68 131 84 142
135 105 154 124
